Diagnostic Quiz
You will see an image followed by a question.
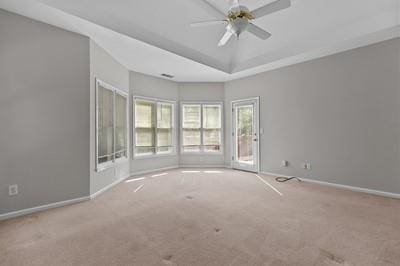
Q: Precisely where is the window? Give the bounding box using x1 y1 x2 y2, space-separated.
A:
181 103 222 153
96 79 128 171
134 97 175 157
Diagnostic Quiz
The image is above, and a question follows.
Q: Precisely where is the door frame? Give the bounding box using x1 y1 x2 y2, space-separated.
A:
230 97 260 173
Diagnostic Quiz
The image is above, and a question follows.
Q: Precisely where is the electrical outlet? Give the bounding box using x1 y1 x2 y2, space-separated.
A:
301 163 307 169
9 185 18 196
306 163 312 170
281 160 289 167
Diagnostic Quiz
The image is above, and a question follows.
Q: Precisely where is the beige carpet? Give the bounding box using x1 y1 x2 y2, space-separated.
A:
1 169 399 266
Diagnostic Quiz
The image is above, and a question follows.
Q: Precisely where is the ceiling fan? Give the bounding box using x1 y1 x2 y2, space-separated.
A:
191 0 291 46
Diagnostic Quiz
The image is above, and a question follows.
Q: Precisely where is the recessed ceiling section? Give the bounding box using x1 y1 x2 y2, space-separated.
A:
38 0 399 74
1 0 398 81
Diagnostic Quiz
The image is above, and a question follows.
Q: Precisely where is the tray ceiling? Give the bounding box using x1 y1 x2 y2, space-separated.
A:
1 0 399 81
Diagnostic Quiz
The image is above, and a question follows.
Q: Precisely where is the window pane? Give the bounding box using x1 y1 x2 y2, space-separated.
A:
203 129 221 145
183 105 201 128
237 105 253 164
203 105 221 129
157 102 173 154
135 100 156 156
203 129 221 152
157 128 172 147
135 100 155 128
97 85 114 165
115 93 127 159
136 128 154 147
157 103 172 129
183 129 201 145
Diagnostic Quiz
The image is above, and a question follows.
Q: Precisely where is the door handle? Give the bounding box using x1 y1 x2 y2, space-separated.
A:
253 138 258 141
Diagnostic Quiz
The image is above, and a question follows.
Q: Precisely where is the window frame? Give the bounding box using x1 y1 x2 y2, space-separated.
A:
133 96 176 159
95 79 129 172
180 101 224 155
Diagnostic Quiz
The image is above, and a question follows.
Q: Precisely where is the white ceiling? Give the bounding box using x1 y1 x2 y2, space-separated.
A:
1 0 399 82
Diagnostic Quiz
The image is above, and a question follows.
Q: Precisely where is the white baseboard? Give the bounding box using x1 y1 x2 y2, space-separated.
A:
130 165 180 176
90 173 131 199
0 196 90 221
7 167 396 221
260 171 400 199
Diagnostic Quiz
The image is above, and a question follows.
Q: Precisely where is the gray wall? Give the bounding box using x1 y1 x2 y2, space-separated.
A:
179 83 226 167
130 72 180 174
90 41 130 195
225 38 400 194
0 9 90 213
1 8 399 216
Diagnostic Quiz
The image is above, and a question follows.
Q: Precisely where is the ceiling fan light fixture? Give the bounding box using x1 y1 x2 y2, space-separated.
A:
227 10 254 21
227 18 249 37
191 0 291 46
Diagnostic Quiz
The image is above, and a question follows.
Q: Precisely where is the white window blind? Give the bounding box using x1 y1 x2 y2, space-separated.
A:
97 84 114 165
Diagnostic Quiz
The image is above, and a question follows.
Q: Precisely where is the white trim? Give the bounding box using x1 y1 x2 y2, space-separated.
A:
231 97 260 173
133 153 178 160
230 26 400 80
130 165 180 176
90 173 131 199
231 97 260 104
133 95 176 104
260 171 400 199
0 196 90 221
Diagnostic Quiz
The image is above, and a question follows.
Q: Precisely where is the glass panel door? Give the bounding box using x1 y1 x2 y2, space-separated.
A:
232 98 259 172
236 105 254 164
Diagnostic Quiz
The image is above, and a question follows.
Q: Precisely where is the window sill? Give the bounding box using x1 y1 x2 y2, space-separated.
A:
95 157 129 172
180 151 224 156
133 153 177 160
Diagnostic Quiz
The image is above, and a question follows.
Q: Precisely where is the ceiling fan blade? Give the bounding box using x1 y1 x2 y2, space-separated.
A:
196 0 227 19
191 20 227 27
218 30 233 46
251 0 291 19
247 23 271 40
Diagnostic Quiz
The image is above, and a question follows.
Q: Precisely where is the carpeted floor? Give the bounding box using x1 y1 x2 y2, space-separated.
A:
1 169 399 266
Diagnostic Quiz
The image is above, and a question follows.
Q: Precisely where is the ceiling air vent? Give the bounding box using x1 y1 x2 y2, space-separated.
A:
161 73 174 79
